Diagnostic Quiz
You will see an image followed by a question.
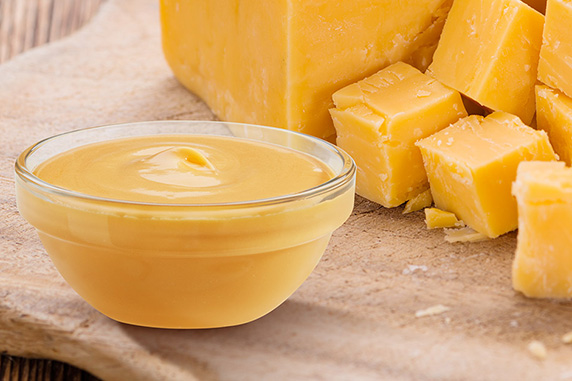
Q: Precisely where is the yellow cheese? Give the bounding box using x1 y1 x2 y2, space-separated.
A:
330 62 467 207
512 161 572 298
160 0 453 140
403 189 433 214
444 227 488 243
427 0 544 125
424 207 462 229
538 0 572 99
416 111 557 238
536 85 572 165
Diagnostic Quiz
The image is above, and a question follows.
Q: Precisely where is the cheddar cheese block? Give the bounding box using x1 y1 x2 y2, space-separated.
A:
538 0 572 99
512 161 572 298
330 62 467 207
427 0 544 125
536 85 572 165
160 0 453 140
416 112 557 238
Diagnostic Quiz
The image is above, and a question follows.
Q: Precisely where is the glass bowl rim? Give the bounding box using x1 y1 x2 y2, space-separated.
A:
14 120 356 208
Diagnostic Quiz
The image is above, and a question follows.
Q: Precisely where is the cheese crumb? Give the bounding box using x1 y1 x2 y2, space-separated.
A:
402 264 428 275
444 227 488 243
562 331 572 344
527 340 547 360
425 207 461 229
415 304 450 318
416 90 431 97
403 189 433 214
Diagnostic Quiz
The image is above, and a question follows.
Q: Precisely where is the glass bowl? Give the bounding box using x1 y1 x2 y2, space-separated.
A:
14 121 356 328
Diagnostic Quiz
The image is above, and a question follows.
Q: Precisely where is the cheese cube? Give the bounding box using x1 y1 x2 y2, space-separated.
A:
160 0 453 140
427 0 544 125
536 85 572 165
512 161 572 298
330 62 467 207
416 112 557 238
538 0 572 99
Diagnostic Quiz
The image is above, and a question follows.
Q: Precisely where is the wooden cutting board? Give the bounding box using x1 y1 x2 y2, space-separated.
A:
2 0 572 379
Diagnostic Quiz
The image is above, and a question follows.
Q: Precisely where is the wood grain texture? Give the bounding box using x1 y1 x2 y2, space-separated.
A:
2 0 572 380
0 0 106 63
1 355 98 381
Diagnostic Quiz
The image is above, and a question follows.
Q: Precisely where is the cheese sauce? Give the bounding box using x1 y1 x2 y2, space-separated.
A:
34 135 334 203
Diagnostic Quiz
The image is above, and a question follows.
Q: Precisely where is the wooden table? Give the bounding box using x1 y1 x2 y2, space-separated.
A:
2 0 572 380
0 0 105 64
